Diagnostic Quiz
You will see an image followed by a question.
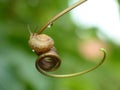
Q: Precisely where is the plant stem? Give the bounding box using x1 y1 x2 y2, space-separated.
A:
36 48 106 78
37 0 87 34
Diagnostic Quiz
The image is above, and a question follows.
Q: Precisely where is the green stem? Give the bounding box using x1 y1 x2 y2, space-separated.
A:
35 48 106 78
37 0 87 34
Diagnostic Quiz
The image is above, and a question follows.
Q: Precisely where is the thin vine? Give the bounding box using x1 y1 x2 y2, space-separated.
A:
37 0 87 34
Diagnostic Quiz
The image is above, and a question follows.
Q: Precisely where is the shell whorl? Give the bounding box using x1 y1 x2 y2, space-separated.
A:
29 33 54 54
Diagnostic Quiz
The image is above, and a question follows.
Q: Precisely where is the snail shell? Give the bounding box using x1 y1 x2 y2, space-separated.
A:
36 47 61 72
29 33 54 54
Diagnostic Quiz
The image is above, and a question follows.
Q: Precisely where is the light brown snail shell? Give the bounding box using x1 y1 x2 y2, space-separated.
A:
29 33 54 54
35 47 61 72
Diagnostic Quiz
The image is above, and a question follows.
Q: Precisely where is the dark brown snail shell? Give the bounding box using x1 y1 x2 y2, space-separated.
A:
36 47 61 72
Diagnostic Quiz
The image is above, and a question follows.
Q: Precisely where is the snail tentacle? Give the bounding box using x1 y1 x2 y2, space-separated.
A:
35 48 106 78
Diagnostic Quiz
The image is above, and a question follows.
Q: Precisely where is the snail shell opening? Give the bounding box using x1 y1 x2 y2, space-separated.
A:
36 47 61 72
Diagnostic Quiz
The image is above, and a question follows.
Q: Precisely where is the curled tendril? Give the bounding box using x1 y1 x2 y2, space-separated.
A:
35 48 106 78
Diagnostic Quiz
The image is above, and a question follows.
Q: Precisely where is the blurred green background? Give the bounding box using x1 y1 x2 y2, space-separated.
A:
0 0 120 90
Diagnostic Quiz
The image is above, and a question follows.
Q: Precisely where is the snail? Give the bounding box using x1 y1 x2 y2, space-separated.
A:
28 0 106 78
28 33 61 72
